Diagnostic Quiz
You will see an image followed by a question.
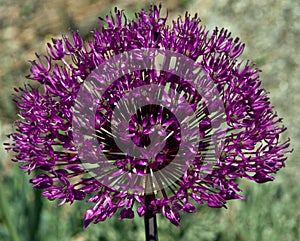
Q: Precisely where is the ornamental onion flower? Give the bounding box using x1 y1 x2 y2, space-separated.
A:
6 4 290 241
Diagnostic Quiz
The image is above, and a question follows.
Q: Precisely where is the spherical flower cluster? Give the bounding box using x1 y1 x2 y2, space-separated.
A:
7 5 290 227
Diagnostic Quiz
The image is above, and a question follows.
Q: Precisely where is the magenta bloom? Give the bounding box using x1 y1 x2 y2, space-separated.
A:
7 4 290 230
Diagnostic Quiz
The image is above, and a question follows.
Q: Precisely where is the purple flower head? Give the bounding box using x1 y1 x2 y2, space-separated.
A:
7 4 290 228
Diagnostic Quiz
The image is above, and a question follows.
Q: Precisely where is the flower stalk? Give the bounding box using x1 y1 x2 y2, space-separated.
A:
145 194 158 241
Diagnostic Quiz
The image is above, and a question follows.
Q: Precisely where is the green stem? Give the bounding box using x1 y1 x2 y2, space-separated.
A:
28 171 44 241
144 194 158 241
28 187 43 241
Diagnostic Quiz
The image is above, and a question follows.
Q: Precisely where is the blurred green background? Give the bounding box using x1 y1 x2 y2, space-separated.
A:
0 0 299 240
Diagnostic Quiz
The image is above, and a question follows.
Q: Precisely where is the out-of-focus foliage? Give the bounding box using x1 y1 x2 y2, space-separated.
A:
0 164 299 241
0 0 299 241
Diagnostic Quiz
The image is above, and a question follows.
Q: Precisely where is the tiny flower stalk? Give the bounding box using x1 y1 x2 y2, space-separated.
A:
145 194 158 241
6 4 290 241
